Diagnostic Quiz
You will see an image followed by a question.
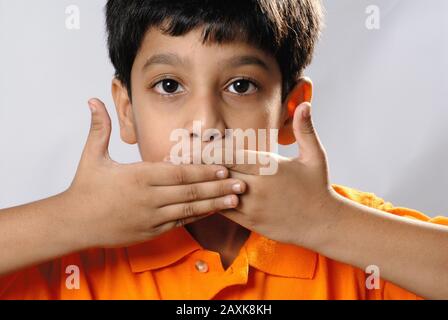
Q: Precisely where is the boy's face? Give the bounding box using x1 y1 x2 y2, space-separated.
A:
113 26 304 162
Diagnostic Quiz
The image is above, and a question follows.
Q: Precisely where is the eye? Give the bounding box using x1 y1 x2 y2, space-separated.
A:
153 79 185 95
227 79 259 95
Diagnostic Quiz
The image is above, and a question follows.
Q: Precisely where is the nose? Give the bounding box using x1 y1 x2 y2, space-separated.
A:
199 130 220 142
184 92 226 143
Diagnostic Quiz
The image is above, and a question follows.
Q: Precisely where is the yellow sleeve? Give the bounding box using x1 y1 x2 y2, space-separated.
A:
331 184 448 300
331 184 448 226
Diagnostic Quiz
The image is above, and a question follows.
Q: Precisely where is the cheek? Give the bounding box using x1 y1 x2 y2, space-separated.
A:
134 115 177 162
137 135 171 162
230 104 282 153
131 91 183 162
229 106 279 132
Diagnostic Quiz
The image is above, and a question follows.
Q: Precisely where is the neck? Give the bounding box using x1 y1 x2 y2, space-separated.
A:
185 214 250 269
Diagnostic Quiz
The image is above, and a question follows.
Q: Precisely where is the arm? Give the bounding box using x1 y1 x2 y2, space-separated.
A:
0 99 245 277
222 102 448 300
311 189 448 300
0 192 85 276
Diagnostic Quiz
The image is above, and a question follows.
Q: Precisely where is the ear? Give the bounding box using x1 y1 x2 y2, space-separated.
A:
278 77 313 145
112 78 138 145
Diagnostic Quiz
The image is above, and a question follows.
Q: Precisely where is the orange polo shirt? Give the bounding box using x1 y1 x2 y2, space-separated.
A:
0 184 447 300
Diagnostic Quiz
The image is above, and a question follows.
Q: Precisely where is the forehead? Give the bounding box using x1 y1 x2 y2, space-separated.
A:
134 26 280 71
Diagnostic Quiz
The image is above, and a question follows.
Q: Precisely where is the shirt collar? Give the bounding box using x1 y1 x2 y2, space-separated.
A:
126 226 317 279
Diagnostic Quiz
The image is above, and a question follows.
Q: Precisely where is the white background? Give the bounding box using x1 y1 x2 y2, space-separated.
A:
0 0 446 216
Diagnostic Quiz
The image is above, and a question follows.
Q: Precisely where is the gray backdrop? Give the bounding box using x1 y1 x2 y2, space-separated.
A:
0 0 446 217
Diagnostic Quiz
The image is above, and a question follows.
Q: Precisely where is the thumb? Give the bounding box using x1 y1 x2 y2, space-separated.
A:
293 102 324 162
83 98 112 162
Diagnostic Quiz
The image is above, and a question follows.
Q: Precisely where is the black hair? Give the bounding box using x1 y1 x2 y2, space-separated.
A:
105 0 323 102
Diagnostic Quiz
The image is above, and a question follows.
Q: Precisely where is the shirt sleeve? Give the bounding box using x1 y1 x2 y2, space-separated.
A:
369 191 446 300
331 184 448 226
332 184 447 300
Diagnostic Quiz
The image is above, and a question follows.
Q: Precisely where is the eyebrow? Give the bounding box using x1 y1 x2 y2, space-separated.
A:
143 53 186 71
142 53 271 72
224 55 271 72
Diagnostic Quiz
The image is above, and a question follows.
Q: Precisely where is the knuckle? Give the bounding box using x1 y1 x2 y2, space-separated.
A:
90 120 103 132
301 123 315 135
186 185 200 201
175 166 186 184
91 119 110 133
182 203 196 218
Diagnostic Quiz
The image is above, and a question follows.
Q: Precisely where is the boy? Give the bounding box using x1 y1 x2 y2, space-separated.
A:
0 0 447 300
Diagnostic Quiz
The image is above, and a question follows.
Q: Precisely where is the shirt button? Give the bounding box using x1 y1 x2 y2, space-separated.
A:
195 260 209 273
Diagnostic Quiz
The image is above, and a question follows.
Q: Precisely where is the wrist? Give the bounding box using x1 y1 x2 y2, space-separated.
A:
52 189 96 252
293 188 346 252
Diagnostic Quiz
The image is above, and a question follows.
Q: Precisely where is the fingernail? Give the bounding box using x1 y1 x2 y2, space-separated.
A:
88 102 97 114
232 183 242 193
224 196 236 207
216 169 227 179
301 104 311 119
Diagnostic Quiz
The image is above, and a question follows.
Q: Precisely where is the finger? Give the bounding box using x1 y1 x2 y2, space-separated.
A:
154 211 216 235
181 149 263 175
222 149 261 175
82 98 112 163
138 162 230 186
293 102 325 162
156 194 240 226
154 178 246 206
224 149 288 176
174 143 287 176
